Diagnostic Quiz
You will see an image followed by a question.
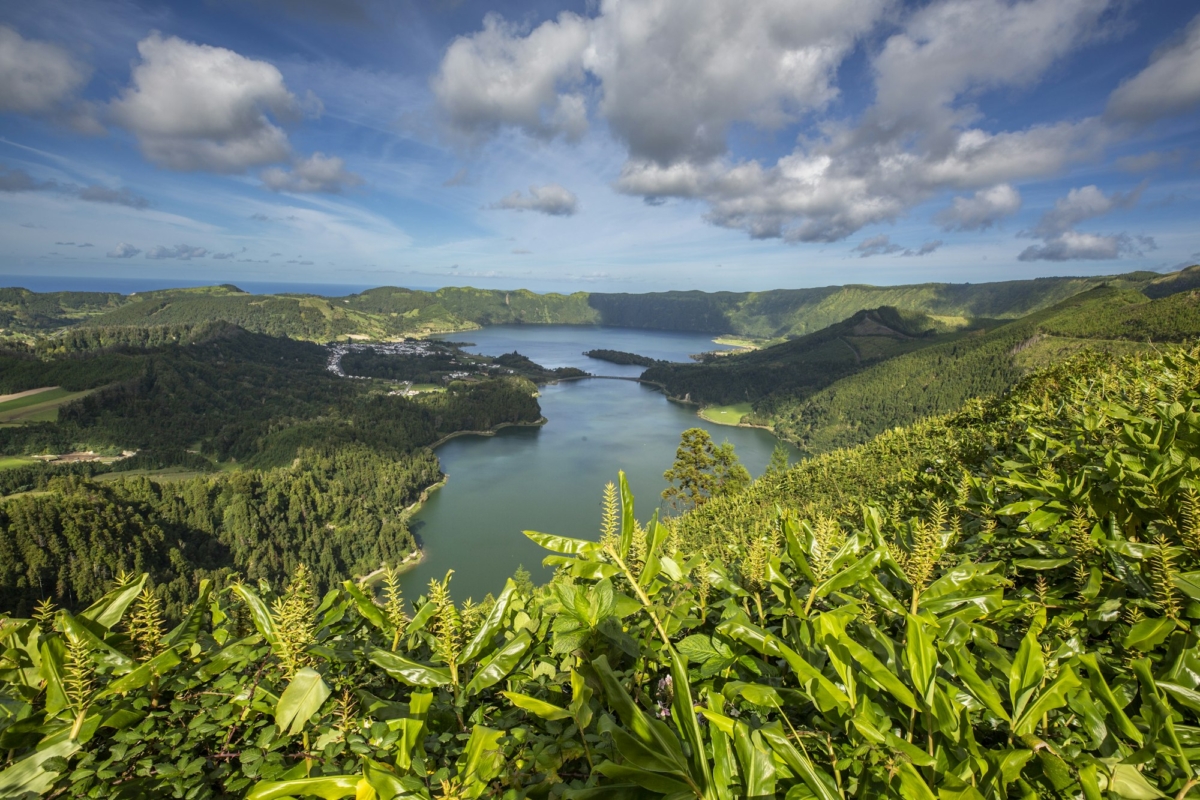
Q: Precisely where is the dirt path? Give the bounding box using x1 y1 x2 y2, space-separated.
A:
0 386 59 405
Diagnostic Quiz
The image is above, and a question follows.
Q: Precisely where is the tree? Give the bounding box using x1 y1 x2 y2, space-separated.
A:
661 427 750 511
765 443 790 477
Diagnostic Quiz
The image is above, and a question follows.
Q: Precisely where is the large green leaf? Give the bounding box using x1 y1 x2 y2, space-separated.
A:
342 580 388 631
245 775 360 800
716 616 850 715
947 646 1010 722
460 579 517 663
524 530 603 557
905 614 936 704
275 667 331 736
369 649 451 688
1009 625 1044 721
1013 666 1081 735
618 470 635 562
733 724 776 799
1122 617 1175 651
594 761 694 795
39 635 69 718
233 583 279 647
669 647 712 794
812 548 883 600
503 691 572 720
759 723 840 800
465 631 531 695
394 691 432 774
458 725 505 799
1077 653 1143 744
0 735 80 796
57 610 133 672
97 647 182 699
165 579 211 648
592 655 689 775
837 632 917 710
78 574 147 631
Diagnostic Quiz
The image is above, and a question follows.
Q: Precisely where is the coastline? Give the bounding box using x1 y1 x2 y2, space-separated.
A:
425 416 549 450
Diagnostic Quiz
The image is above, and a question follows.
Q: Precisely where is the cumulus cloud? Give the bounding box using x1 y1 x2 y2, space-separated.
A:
107 242 141 258
1017 183 1153 261
0 26 101 132
261 152 362 193
1026 183 1143 239
110 33 301 172
1018 232 1156 262
904 240 944 257
853 234 903 257
490 183 578 216
434 0 885 161
433 13 591 145
1107 15 1200 123
145 244 208 260
934 184 1022 231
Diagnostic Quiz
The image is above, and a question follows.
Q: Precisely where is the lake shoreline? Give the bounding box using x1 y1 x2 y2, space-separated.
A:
426 416 549 451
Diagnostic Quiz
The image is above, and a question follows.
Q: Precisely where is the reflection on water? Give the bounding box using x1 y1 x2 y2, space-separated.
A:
401 327 793 600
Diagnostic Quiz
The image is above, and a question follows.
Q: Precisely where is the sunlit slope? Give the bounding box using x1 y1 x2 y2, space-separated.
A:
587 270 1162 336
760 287 1200 455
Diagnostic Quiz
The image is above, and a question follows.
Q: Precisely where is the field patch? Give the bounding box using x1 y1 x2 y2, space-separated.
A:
699 402 753 426
0 388 92 423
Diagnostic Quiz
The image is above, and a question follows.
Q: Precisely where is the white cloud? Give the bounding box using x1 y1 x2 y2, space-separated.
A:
903 240 943 257
1107 15 1200 123
145 243 208 260
1016 183 1152 262
490 183 578 216
1026 183 1142 239
433 12 591 145
934 184 1021 231
107 242 141 258
1018 231 1155 262
261 152 363 193
0 25 99 132
110 33 301 172
433 0 886 162
853 234 903 257
1115 149 1185 173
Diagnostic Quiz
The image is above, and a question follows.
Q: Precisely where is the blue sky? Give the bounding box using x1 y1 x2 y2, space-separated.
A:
1 0 1198 294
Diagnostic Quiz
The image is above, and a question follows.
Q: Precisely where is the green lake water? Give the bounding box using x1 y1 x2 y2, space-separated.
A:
400 326 795 601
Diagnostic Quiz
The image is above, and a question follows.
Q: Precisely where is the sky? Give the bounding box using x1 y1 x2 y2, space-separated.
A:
0 0 1199 294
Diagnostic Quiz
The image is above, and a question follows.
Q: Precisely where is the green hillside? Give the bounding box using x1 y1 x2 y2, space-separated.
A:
752 287 1200 455
643 306 985 405
13 266 1196 344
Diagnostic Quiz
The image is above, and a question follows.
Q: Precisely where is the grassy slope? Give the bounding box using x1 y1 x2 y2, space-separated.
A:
761 287 1200 456
15 267 1196 343
0 287 128 335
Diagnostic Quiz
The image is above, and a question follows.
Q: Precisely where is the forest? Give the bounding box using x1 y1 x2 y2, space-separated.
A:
4 341 1200 798
582 349 666 367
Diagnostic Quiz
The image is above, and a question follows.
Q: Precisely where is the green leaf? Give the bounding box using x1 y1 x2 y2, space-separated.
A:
79 574 147 631
465 631 531 695
618 470 635 562
1122 617 1175 651
813 548 883 599
369 649 451 688
57 610 133 672
838 631 917 710
947 646 1010 723
233 583 279 647
1077 653 1143 745
343 580 388 631
97 647 181 699
896 762 937 800
1013 666 1081 735
245 775 360 800
592 655 689 775
1157 682 1200 713
460 579 516 663
717 615 850 715
1010 626 1044 721
760 723 840 800
524 530 603 557
594 762 693 795
502 691 571 720
275 667 331 736
734 725 776 799
39 635 69 717
394 691 432 774
669 647 712 793
1107 764 1167 800
458 725 505 798
165 579 211 648
905 614 936 703
0 735 80 796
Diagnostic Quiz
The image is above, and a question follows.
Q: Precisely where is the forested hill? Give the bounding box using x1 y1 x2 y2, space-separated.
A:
668 286 1200 457
8 267 1192 342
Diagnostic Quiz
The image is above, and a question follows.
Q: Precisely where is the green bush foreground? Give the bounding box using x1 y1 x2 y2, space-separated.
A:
5 345 1200 799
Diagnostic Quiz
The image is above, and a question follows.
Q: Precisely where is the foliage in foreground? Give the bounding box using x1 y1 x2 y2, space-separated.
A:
5 346 1200 798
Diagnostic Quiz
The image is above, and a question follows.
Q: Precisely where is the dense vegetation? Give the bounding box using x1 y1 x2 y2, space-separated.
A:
0 324 541 468
11 267 1192 345
340 345 588 385
5 343 1200 799
644 306 963 406
583 349 667 367
0 445 437 620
